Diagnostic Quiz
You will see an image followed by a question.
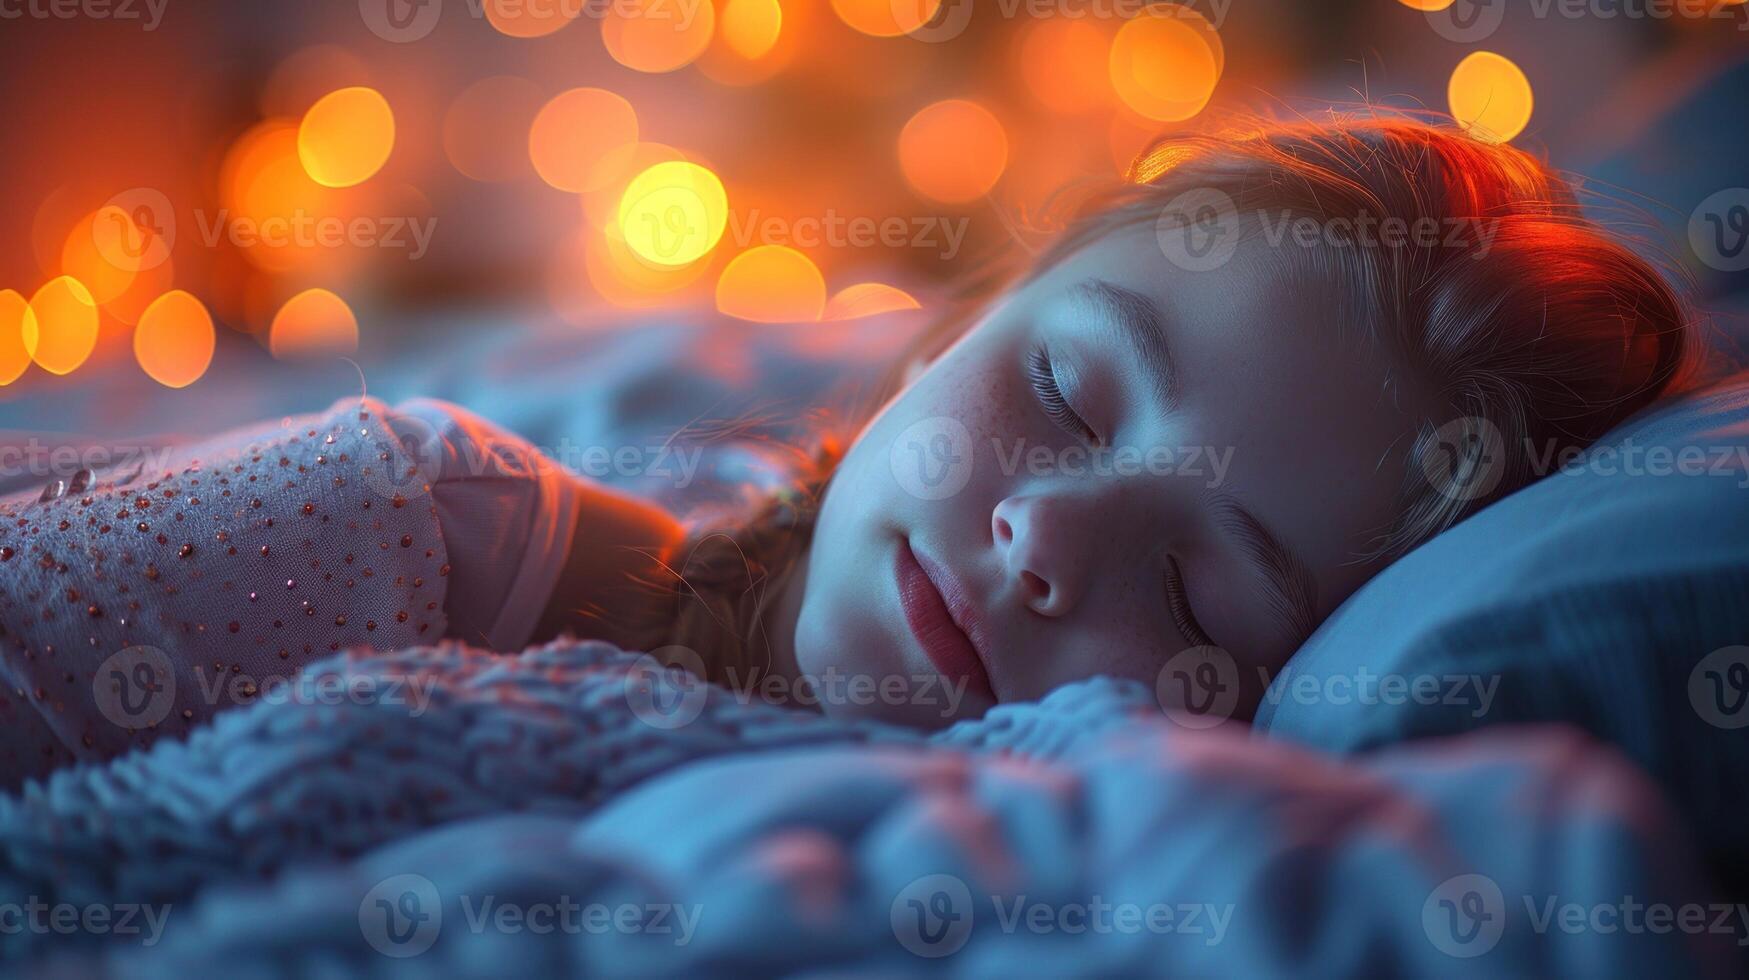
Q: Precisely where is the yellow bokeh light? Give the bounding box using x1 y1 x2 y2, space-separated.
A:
715 245 826 323
530 88 640 193
269 288 359 360
1448 51 1534 143
899 99 1009 204
721 0 782 58
602 0 716 73
823 282 921 320
1019 19 1113 114
1108 3 1224 122
0 289 36 385
25 276 100 376
832 0 940 36
1396 0 1455 9
298 87 396 188
134 290 215 389
484 0 580 37
60 209 139 305
617 160 730 267
445 75 546 183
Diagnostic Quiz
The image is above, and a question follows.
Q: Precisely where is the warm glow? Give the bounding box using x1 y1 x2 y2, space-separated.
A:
721 0 782 58
61 210 139 305
223 120 347 272
445 76 545 183
832 0 940 36
134 290 215 388
617 160 730 267
602 0 716 73
1019 19 1113 114
899 99 1009 204
1448 51 1534 143
823 282 921 320
298 87 396 188
270 288 359 359
24 276 100 376
530 88 641 193
1396 0 1455 9
485 0 581 37
572 227 711 313
0 290 35 385
1108 3 1224 122
715 245 826 322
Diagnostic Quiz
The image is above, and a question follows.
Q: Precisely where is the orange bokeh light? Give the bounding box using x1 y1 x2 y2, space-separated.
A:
1108 3 1224 122
1448 51 1534 143
1395 0 1455 9
298 87 396 188
721 0 782 58
221 119 350 273
444 75 546 183
899 99 1009 204
823 282 921 320
1019 18 1113 114
60 209 139 306
602 0 717 73
269 288 359 359
0 289 35 385
134 289 215 388
530 88 641 193
484 0 581 37
24 276 100 376
716 245 826 322
832 0 940 36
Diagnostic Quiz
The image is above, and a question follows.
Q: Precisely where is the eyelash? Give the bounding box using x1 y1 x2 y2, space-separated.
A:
1165 556 1217 649
1026 345 1099 446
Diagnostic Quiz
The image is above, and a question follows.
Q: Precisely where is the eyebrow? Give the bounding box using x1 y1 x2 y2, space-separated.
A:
1210 492 1321 646
1070 278 1180 413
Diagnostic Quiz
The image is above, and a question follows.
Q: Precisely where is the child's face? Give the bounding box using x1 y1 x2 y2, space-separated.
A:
789 227 1444 728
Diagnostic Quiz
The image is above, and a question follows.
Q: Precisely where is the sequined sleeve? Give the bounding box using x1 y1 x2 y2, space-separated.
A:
0 396 479 785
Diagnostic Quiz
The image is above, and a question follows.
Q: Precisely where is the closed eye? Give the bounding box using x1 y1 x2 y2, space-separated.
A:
1165 555 1217 649
1027 344 1099 446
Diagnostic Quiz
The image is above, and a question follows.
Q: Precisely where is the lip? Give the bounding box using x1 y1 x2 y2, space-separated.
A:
895 539 996 705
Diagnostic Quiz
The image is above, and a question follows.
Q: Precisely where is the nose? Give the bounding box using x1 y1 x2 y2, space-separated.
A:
991 493 1092 617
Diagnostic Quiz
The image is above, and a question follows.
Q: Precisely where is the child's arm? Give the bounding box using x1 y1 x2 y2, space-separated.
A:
387 399 684 654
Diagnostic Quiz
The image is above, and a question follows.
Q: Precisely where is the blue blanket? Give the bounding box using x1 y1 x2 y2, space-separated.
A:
3 638 1739 977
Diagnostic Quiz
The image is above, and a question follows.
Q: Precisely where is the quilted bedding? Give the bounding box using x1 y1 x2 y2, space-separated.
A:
3 637 1739 978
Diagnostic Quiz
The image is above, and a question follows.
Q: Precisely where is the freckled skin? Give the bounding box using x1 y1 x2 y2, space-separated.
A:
777 229 1447 729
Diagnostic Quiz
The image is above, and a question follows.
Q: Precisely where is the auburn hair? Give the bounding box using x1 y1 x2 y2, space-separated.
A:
622 113 1699 692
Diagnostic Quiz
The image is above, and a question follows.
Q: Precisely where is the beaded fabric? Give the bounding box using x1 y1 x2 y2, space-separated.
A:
0 396 453 788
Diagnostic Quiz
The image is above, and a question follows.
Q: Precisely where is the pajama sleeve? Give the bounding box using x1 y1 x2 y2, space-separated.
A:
0 394 584 788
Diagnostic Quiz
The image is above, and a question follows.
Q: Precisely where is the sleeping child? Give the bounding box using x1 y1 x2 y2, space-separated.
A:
0 116 1695 786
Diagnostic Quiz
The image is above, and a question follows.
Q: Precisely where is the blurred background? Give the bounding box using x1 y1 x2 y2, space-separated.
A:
0 0 1745 445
